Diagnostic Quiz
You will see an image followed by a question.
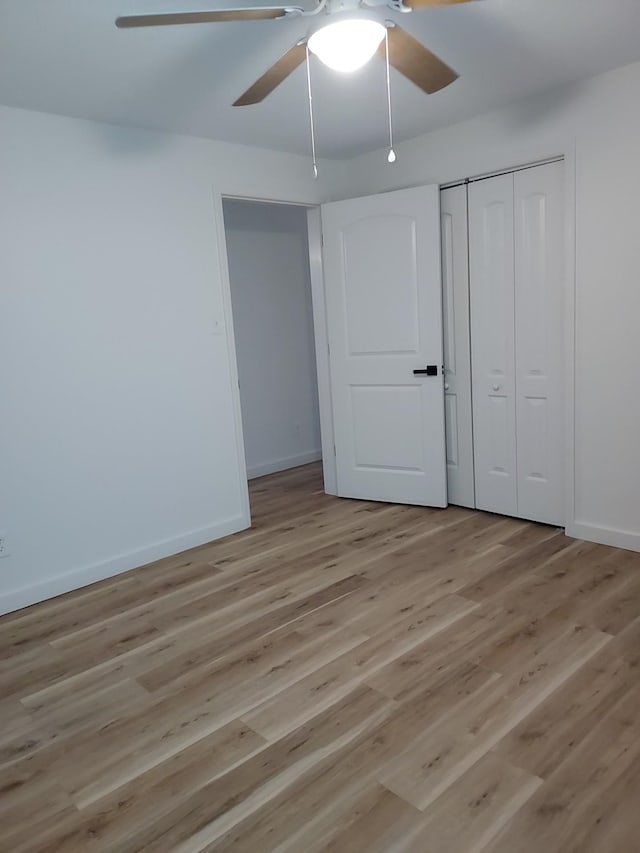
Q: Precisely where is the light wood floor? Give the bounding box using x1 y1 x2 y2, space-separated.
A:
2 463 640 851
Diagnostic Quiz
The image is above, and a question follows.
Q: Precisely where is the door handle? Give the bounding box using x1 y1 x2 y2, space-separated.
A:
413 365 438 376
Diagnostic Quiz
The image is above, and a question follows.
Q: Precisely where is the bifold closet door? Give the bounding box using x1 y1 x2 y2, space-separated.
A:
514 161 564 524
469 174 518 516
469 162 564 525
440 185 475 508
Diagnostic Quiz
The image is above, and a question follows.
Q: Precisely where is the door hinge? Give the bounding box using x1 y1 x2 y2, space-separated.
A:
333 444 336 456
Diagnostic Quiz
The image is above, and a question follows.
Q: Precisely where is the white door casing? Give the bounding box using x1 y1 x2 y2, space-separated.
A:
440 185 476 509
514 161 564 524
321 186 447 506
469 173 518 516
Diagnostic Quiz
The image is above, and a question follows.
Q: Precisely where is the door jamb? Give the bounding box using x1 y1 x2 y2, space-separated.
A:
562 145 577 538
307 207 337 494
213 190 251 530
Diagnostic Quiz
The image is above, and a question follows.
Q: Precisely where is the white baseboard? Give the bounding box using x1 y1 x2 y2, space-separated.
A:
565 520 640 553
247 450 322 480
0 515 248 616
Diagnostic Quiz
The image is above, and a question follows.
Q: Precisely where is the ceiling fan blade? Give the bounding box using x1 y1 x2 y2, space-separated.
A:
380 25 458 94
115 8 289 28
402 0 475 8
233 42 306 106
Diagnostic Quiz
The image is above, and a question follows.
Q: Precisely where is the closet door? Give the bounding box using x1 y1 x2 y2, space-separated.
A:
514 162 564 524
469 174 518 516
441 185 475 508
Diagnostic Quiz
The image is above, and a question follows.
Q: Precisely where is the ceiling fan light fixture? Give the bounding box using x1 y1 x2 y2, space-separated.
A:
307 19 386 73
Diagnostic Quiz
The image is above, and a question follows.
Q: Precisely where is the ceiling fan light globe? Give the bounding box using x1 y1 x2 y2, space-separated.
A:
308 19 386 73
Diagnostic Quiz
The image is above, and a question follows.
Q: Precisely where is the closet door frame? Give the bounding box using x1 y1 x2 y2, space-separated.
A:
563 147 577 539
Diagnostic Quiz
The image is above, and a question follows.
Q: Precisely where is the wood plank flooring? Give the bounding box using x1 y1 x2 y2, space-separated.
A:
2 462 640 851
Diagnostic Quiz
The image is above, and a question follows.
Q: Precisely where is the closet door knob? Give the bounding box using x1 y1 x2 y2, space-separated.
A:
444 383 449 391
492 384 501 392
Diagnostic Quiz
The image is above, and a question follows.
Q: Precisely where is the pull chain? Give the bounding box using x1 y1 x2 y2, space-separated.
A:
306 44 319 179
385 27 396 164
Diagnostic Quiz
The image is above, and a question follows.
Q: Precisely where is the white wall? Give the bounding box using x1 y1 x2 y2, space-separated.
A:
0 104 345 614
343 60 640 551
223 200 321 479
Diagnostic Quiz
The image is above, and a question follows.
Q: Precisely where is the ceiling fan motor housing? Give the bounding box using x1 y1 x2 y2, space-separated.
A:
306 3 388 40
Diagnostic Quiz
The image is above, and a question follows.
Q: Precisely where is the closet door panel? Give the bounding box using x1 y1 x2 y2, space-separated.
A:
469 174 518 516
441 185 475 508
515 161 564 524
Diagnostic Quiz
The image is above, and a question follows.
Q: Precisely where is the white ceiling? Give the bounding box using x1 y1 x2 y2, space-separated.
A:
2 0 640 159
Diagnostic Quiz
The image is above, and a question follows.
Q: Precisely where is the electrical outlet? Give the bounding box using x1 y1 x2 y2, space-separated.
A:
0 534 9 558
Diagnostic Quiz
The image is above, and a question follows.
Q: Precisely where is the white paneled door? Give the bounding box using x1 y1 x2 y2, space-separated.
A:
321 186 447 506
440 185 475 508
514 162 564 524
469 162 564 525
469 174 518 516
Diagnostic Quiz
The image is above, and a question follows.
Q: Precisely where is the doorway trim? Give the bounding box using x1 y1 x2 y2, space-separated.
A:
563 146 577 541
213 190 251 530
307 207 337 495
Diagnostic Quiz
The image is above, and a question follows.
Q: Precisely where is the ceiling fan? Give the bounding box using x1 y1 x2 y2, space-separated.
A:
115 0 476 107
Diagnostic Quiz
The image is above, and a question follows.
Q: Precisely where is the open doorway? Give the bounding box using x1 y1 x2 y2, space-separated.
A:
222 198 323 512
